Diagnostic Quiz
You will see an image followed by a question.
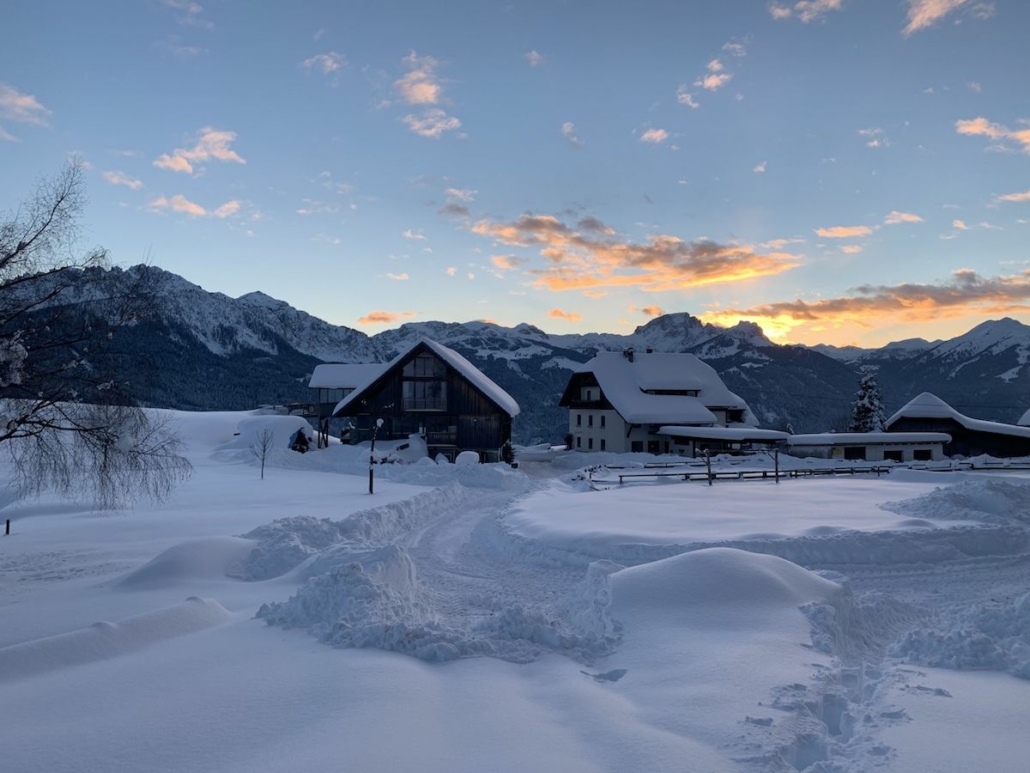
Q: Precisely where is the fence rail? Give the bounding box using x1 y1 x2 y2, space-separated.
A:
590 464 891 487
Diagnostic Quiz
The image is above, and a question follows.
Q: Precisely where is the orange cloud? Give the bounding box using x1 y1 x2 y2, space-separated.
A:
549 308 582 322
470 213 798 292
839 245 862 254
402 109 460 138
358 310 416 324
641 305 664 317
815 225 872 238
957 117 1030 154
490 255 528 270
103 170 143 190
395 52 442 104
148 194 240 218
884 210 923 225
153 127 245 174
701 268 1030 342
640 128 669 144
904 0 990 37
995 190 1030 204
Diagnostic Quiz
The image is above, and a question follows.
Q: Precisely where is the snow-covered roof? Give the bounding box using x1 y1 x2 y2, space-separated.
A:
886 392 1030 440
787 432 951 447
333 338 520 418
657 426 789 443
568 351 752 426
308 363 384 390
1018 408 1030 427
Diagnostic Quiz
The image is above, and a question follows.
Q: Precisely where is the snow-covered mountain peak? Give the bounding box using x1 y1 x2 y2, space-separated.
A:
237 291 287 309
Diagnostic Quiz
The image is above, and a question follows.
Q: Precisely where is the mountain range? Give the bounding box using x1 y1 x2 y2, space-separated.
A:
80 265 1030 444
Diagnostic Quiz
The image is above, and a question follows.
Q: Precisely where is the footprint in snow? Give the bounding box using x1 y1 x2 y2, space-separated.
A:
581 668 628 683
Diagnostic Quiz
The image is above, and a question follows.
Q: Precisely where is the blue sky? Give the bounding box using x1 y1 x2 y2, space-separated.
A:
2 0 1028 346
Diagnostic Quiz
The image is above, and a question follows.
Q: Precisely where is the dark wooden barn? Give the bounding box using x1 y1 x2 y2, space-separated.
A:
333 339 520 462
886 392 1030 458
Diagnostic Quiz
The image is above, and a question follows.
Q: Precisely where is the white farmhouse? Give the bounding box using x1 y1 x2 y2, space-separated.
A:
558 348 760 455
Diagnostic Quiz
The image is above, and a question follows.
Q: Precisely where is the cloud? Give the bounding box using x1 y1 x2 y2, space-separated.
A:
769 0 845 23
903 0 990 36
395 51 442 105
386 273 409 281
446 267 457 276
561 121 583 147
640 128 669 144
968 81 983 92
956 116 1030 154
995 190 1030 204
753 161 767 173
303 52 346 75
641 305 664 317
762 237 805 249
858 127 889 148
445 188 477 202
470 213 799 292
160 0 213 28
0 126 17 142
839 244 863 254
953 219 969 229
154 36 205 58
357 310 416 324
0 83 51 131
676 86 699 109
695 72 733 91
440 203 470 218
815 225 872 238
102 171 144 190
296 199 338 216
211 200 240 218
153 127 245 174
524 50 544 67
402 108 461 138
884 210 924 224
707 58 725 73
149 194 240 218
702 268 1030 340
402 228 426 240
548 308 582 322
722 40 748 57
491 255 528 270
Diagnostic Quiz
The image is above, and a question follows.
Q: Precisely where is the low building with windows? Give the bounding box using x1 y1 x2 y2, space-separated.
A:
785 431 951 462
333 338 520 462
886 392 1030 458
558 348 756 454
309 363 386 417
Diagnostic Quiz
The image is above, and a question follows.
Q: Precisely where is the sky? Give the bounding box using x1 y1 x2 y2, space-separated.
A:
1 0 1028 348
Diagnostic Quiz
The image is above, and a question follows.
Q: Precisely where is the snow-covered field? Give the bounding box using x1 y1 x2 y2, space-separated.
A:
2 411 1029 772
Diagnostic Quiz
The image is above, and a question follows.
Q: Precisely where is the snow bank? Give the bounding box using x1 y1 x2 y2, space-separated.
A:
117 537 256 589
891 593 1030 678
883 477 1030 525
216 415 314 453
0 597 233 683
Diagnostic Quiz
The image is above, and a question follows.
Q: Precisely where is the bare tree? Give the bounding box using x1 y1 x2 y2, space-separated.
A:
251 428 275 480
0 161 192 508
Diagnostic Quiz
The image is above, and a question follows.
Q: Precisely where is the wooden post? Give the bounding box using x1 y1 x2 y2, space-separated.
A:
5 519 9 536
774 447 780 484
704 449 712 486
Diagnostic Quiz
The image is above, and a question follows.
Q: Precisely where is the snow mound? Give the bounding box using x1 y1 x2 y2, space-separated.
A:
216 415 314 454
883 478 1030 525
610 548 840 618
117 537 256 589
455 450 480 466
891 593 1030 678
0 597 233 683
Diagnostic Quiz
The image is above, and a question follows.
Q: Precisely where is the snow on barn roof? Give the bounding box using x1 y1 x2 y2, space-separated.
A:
308 363 385 389
886 392 1030 440
568 351 752 425
658 426 789 443
787 431 951 446
333 338 520 418
1018 408 1030 427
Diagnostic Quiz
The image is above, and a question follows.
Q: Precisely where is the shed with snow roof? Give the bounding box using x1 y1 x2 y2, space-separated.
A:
786 431 950 462
334 339 520 462
309 363 385 417
885 392 1030 458
558 348 755 454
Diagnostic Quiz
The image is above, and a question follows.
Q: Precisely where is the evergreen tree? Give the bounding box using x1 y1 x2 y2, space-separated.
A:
848 373 886 432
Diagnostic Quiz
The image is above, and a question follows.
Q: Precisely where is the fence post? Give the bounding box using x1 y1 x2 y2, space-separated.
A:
774 447 780 484
704 449 713 486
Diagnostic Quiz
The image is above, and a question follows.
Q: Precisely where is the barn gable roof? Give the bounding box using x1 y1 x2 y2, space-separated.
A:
886 392 1030 440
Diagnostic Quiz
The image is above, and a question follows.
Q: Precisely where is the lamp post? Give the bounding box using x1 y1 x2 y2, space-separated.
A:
369 417 384 494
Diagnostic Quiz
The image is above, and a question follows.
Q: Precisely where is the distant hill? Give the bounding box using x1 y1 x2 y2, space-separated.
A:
47 265 1030 444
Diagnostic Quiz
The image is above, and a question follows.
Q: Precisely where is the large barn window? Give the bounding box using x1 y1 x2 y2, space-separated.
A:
402 353 448 411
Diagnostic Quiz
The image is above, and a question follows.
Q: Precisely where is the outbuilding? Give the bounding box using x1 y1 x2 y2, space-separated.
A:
886 392 1030 458
786 431 951 462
